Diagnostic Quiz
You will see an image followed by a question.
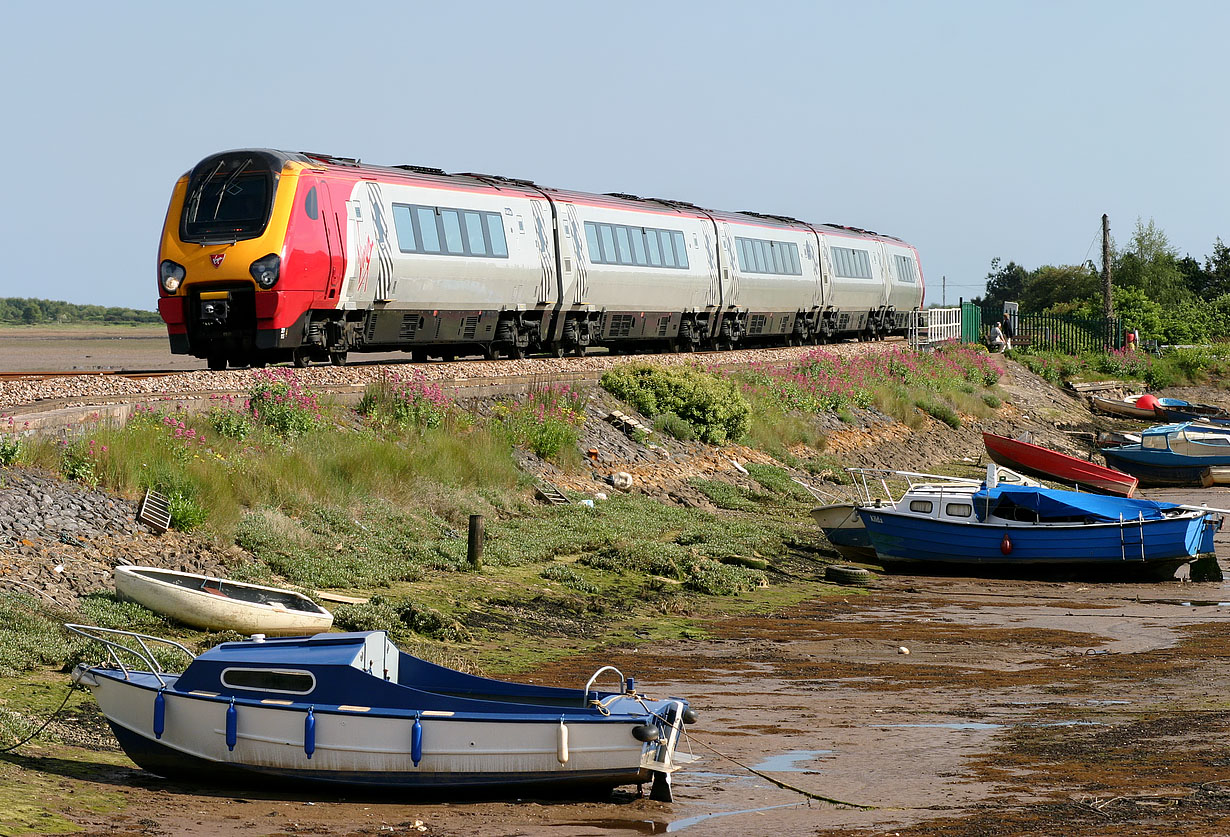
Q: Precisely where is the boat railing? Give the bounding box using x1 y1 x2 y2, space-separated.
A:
582 665 628 707
65 623 197 688
846 468 982 507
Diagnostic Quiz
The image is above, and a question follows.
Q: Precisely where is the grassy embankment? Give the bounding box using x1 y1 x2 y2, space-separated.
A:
0 346 1006 711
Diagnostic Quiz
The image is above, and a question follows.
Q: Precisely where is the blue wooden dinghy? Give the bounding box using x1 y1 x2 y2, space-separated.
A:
850 467 1221 578
68 627 698 800
1100 422 1230 487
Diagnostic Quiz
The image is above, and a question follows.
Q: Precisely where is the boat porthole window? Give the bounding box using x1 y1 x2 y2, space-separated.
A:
909 500 933 514
945 503 973 518
221 667 316 695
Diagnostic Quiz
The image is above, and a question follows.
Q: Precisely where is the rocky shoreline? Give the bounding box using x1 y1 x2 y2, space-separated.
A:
0 467 232 610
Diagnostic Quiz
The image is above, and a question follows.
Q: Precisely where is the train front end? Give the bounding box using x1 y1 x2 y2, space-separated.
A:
157 150 314 369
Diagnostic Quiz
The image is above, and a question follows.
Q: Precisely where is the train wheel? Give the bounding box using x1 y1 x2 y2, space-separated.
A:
547 342 565 358
292 349 311 368
508 343 525 360
329 351 347 366
207 354 227 371
573 344 587 357
411 349 427 364
483 343 500 360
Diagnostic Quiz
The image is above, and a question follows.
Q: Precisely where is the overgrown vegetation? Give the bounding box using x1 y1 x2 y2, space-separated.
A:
1012 343 1230 388
977 221 1230 345
600 364 751 443
0 297 161 326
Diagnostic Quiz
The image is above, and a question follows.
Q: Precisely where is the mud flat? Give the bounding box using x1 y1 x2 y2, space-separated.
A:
45 504 1230 836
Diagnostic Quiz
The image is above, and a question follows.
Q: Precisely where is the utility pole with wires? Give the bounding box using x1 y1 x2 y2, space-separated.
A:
942 275 946 307
1101 214 1114 319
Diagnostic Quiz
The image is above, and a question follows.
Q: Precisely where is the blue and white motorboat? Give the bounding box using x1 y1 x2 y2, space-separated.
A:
1100 422 1230 487
68 627 697 800
850 466 1221 578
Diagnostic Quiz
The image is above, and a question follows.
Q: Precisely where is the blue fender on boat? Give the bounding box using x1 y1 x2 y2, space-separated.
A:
153 690 165 740
304 707 315 759
226 699 237 751
411 714 423 766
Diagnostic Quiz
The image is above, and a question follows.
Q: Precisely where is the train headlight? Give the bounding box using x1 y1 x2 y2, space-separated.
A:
159 260 185 292
249 253 281 289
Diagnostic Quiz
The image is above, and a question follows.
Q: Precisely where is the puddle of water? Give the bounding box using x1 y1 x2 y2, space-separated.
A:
667 802 808 833
751 749 834 772
1179 601 1230 607
880 722 1003 730
559 820 666 834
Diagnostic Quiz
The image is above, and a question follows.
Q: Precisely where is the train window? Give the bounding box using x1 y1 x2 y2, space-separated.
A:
646 229 662 266
787 243 801 274
487 213 508 257
770 243 786 274
304 186 319 220
631 229 648 266
599 225 617 264
441 210 465 255
584 222 601 261
894 254 917 283
412 206 441 253
831 247 873 279
392 205 418 253
673 232 688 268
660 231 676 268
464 211 488 257
614 226 632 264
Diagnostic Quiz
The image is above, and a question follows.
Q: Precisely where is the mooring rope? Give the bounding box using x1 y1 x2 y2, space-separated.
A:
633 696 875 809
0 684 77 754
679 730 877 809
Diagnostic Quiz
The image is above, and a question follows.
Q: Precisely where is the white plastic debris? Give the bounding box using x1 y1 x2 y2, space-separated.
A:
897 646 910 655
594 492 608 501
612 472 633 490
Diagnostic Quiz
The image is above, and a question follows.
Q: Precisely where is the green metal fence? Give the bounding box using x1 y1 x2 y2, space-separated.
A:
978 304 1123 353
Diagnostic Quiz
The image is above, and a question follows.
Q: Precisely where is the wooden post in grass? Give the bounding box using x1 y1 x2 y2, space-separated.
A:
467 514 484 570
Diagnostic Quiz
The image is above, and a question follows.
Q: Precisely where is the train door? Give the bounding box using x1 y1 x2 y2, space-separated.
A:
345 194 375 304
318 180 344 303
529 199 555 305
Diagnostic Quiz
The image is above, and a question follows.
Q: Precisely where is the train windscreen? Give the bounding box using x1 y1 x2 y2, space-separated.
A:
180 154 275 243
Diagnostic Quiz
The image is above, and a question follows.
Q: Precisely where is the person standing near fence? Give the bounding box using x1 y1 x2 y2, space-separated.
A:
1002 316 1014 351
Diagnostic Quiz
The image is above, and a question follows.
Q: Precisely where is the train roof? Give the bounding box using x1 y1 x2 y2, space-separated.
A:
200 149 910 245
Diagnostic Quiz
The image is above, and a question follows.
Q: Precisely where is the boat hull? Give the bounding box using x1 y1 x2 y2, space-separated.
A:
79 670 667 792
114 566 333 636
857 507 1214 574
1100 448 1224 488
811 504 876 561
1089 395 1157 419
982 432 1138 496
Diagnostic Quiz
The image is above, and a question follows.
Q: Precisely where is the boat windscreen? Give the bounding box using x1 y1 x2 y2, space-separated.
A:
972 485 1178 523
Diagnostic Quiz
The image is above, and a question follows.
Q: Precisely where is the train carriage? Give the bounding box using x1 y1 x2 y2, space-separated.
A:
156 149 924 368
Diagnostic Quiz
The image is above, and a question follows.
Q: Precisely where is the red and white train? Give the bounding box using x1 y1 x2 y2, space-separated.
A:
156 149 924 368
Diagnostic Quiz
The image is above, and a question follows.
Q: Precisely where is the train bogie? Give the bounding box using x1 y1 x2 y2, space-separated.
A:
156 149 925 366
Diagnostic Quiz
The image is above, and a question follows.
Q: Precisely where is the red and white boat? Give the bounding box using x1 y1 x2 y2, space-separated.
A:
982 432 1139 497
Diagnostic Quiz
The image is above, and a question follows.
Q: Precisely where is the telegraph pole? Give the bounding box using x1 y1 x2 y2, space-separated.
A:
1101 214 1114 319
942 275 947 307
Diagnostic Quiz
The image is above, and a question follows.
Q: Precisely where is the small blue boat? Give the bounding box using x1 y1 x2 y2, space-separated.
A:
1100 422 1230 487
851 468 1220 578
69 627 697 800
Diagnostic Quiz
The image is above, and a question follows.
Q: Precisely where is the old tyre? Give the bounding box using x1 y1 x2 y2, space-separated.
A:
826 565 875 585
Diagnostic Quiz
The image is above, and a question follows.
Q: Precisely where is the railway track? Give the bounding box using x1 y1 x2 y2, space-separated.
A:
1 340 907 430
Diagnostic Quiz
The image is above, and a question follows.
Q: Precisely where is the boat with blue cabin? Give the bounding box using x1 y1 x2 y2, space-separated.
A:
1099 422 1230 487
68 626 697 800
851 466 1221 578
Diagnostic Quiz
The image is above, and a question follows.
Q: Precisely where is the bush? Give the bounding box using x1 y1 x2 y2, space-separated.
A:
492 383 587 461
167 490 209 532
332 595 469 642
682 558 766 596
600 364 751 444
654 411 696 442
0 435 21 466
248 369 323 438
357 372 453 431
540 563 599 594
915 399 962 429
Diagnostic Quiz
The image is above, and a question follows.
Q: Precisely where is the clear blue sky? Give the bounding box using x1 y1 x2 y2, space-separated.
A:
2 0 1225 311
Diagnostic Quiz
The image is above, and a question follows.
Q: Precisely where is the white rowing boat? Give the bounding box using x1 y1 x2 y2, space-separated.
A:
114 566 333 636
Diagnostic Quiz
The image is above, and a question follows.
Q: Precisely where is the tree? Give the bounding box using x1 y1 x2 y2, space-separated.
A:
1202 238 1230 298
979 258 1030 309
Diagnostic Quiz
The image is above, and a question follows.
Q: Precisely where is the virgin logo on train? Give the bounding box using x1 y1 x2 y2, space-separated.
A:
210 254 225 267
